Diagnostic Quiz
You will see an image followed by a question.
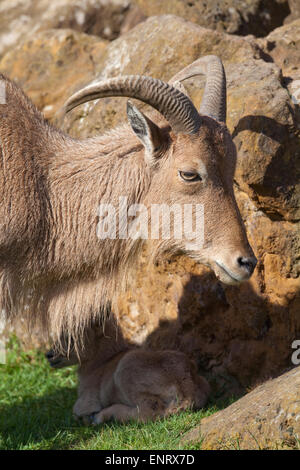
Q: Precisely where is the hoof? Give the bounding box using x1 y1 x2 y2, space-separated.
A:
75 412 100 426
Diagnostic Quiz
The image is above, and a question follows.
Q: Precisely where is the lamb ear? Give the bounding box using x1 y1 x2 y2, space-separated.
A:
126 100 163 165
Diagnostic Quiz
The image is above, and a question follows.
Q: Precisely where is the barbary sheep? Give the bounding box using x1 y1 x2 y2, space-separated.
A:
0 55 256 347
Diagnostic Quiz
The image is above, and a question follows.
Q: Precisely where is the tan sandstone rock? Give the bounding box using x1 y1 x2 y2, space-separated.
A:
182 366 300 450
285 0 300 23
133 0 290 37
0 0 141 60
0 0 290 60
257 18 300 121
260 18 300 78
0 29 107 120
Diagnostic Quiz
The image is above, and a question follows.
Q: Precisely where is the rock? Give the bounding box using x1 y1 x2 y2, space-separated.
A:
1 15 299 397
228 61 300 223
0 0 291 61
182 366 300 450
285 0 300 23
0 0 141 59
133 0 290 37
265 18 300 77
255 19 300 205
257 19 300 109
0 29 107 120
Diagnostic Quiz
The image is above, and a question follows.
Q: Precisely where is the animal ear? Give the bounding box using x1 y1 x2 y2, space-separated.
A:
127 100 163 165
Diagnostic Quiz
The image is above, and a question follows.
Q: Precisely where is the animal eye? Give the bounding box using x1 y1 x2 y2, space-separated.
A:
179 171 202 182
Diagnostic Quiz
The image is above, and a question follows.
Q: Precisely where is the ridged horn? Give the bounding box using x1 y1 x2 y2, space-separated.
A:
169 55 226 123
64 75 201 135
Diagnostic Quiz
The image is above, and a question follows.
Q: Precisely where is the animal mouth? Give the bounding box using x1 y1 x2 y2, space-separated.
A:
214 261 241 284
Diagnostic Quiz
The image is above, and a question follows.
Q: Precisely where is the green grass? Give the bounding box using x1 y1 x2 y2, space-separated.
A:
0 337 224 450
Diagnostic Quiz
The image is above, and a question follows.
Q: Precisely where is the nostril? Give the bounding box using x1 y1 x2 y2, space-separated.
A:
237 256 257 275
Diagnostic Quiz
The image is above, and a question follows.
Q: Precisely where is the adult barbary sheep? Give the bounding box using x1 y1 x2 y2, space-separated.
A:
0 55 257 345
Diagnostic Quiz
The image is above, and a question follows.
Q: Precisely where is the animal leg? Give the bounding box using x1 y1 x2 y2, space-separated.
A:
73 391 102 424
92 404 140 424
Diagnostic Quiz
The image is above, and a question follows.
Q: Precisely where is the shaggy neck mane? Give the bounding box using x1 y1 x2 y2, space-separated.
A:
47 125 151 279
0 75 153 343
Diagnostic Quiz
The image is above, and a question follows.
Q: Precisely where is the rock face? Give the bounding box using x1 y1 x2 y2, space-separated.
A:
0 0 142 59
133 0 291 37
0 29 107 120
0 0 291 61
285 0 300 23
182 366 300 450
258 18 300 110
0 15 299 399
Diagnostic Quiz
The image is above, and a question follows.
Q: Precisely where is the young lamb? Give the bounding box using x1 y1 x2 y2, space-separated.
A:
46 321 210 424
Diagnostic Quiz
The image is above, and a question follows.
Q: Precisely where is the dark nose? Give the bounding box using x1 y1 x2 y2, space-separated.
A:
237 256 257 276
45 350 54 360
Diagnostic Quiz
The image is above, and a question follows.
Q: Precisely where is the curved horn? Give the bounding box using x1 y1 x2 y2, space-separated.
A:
169 55 226 123
64 75 201 135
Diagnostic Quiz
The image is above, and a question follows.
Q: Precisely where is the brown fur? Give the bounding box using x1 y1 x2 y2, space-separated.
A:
47 322 210 424
0 73 255 346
